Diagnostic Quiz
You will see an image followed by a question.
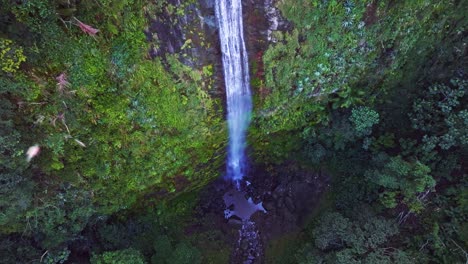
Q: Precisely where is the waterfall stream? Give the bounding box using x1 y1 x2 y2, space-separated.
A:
215 0 252 183
216 1 265 262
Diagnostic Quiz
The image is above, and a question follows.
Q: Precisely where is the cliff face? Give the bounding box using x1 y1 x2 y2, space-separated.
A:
143 1 290 176
145 0 287 99
145 0 221 98
243 0 290 67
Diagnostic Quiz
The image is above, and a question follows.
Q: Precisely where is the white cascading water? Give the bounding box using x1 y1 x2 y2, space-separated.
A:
216 0 252 183
216 2 264 262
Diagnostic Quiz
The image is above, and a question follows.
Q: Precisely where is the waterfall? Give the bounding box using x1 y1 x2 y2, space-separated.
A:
216 3 265 262
215 0 252 183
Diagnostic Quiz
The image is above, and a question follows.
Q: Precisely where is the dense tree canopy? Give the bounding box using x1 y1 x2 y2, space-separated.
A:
0 0 466 263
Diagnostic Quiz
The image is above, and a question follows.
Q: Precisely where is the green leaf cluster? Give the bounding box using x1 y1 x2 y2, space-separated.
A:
349 106 379 137
297 210 412 264
0 38 26 73
91 248 146 264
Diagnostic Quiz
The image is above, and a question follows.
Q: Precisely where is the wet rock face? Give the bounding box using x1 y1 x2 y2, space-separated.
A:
243 0 290 55
145 0 288 100
243 0 269 60
146 0 219 66
242 0 291 105
145 0 224 98
145 0 283 61
246 165 329 240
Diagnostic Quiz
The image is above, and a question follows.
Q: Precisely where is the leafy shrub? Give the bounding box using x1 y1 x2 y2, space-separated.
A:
9 0 56 32
152 235 173 262
0 39 26 73
349 106 379 137
309 211 406 263
366 156 435 212
151 235 201 264
91 248 146 264
170 242 201 264
410 79 467 152
25 185 95 248
43 248 71 264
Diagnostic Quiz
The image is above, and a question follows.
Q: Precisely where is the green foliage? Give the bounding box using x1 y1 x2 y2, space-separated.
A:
312 212 353 250
0 0 466 263
258 0 373 133
189 229 230 264
0 0 224 225
8 0 57 32
169 242 202 264
97 222 136 251
418 176 468 263
152 235 173 262
25 185 95 248
302 210 409 264
0 235 42 263
151 236 201 264
0 182 32 232
410 78 467 153
301 114 351 159
0 76 34 233
300 108 376 163
312 211 398 254
0 38 26 73
92 193 205 263
366 156 435 211
91 248 146 264
294 243 324 264
349 106 379 137
254 0 467 163
43 248 71 264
